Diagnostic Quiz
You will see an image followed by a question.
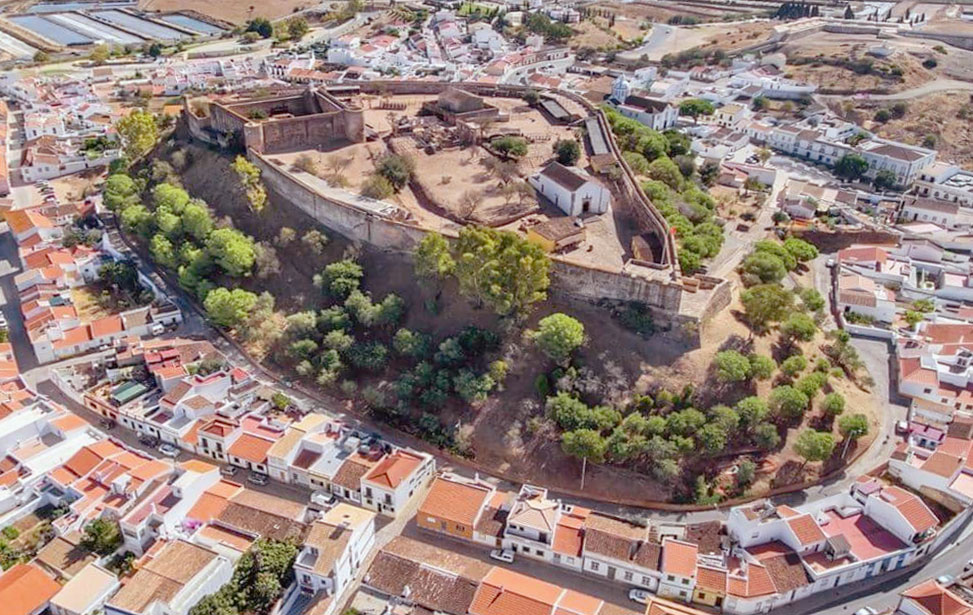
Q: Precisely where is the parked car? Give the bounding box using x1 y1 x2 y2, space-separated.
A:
966 558 973 571
489 549 514 564
628 589 651 605
138 434 160 447
158 443 179 458
853 608 877 615
220 465 238 477
311 490 337 508
937 574 955 586
99 418 116 430
0 314 8 328
895 420 909 435
248 472 269 486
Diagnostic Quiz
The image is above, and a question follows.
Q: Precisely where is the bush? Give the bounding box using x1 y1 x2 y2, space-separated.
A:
748 355 775 381
821 392 846 416
362 173 394 199
377 155 415 191
554 139 581 165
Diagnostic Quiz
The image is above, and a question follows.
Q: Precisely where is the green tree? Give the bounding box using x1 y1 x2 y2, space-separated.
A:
80 518 121 555
780 355 808 377
392 328 430 358
780 313 817 342
206 228 256 277
204 287 258 328
666 408 707 437
33 50 49 63
315 259 364 299
231 156 267 213
737 458 757 486
754 422 781 449
453 369 496 404
835 154 869 181
783 238 818 264
838 413 869 456
246 17 274 37
104 173 139 211
152 183 190 213
532 313 586 363
150 233 178 269
414 233 455 282
794 429 836 469
89 44 110 64
741 251 787 284
181 201 214 241
821 392 846 417
736 396 769 428
698 422 729 453
561 429 606 489
770 385 810 421
492 136 529 158
116 109 159 160
452 226 550 316
678 98 715 123
287 17 309 40
748 354 775 381
799 287 825 311
795 372 828 400
712 350 751 383
554 139 581 165
647 156 684 190
741 284 794 331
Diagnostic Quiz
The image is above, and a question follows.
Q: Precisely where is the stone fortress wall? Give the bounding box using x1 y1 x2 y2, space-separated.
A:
183 83 732 345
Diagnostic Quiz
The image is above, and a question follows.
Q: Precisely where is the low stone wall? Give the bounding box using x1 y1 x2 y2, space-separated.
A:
252 151 710 340
901 29 973 51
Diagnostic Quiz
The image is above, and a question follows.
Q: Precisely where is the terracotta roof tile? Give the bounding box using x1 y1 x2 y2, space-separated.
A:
420 476 492 527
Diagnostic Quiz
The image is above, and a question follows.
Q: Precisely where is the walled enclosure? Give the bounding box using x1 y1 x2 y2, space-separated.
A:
183 83 732 345
207 87 365 155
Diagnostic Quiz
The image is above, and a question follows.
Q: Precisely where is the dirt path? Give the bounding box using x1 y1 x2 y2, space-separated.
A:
820 78 973 101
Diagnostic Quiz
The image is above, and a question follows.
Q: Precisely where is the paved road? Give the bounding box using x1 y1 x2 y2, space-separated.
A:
820 78 973 101
618 24 674 62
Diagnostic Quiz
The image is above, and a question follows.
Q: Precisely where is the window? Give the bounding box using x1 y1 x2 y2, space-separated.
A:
682 578 690 585
667 575 676 582
624 571 633 581
591 562 600 571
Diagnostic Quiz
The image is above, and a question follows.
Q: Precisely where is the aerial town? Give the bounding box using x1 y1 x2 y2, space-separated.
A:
0 1 970 615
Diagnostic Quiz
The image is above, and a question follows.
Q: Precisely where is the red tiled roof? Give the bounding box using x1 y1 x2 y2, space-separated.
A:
901 579 973 615
364 450 423 489
0 563 60 615
786 514 826 546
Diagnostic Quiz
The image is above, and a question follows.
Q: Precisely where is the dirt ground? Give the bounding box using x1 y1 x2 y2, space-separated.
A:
781 40 934 93
138 0 314 24
160 131 882 504
841 92 973 170
591 0 762 23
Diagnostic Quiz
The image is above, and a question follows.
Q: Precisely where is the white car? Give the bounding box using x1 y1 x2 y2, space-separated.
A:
628 588 651 605
158 443 179 458
937 574 954 585
966 558 973 571
489 549 514 564
854 608 877 615
248 472 269 486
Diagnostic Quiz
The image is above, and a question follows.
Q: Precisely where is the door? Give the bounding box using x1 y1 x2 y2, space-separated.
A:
608 566 617 580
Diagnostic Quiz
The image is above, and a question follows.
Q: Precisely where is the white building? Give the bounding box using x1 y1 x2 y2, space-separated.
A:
360 449 435 517
529 162 611 217
836 270 897 324
104 540 233 615
916 164 973 209
294 503 376 607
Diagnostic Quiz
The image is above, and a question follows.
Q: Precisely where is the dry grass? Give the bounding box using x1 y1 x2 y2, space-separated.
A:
71 287 115 322
138 0 314 24
856 93 973 170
